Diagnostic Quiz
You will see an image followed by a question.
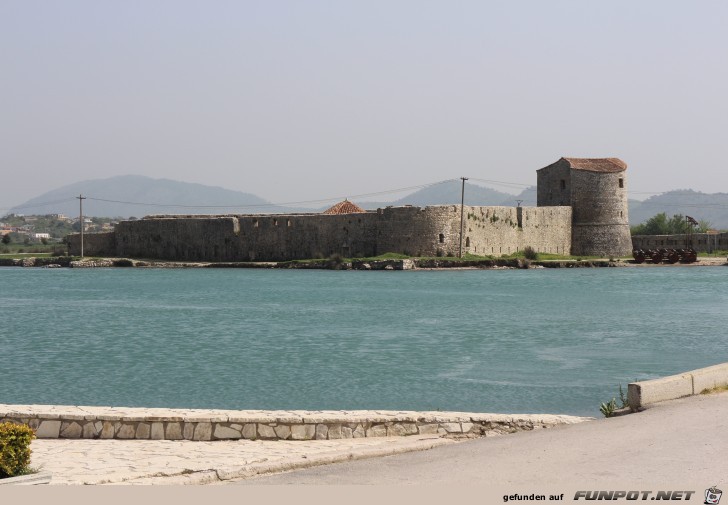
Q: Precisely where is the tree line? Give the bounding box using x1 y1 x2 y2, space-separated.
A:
631 213 712 236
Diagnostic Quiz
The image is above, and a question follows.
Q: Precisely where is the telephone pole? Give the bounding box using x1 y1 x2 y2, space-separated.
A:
459 177 468 258
77 194 86 258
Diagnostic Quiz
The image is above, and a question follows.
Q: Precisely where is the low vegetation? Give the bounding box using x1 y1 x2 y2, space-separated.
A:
0 422 36 479
631 212 712 235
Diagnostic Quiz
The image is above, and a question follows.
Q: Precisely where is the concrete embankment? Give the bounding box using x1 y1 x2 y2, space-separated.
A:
628 362 728 409
0 405 590 441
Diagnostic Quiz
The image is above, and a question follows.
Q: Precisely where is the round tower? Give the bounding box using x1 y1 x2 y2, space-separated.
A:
537 157 631 257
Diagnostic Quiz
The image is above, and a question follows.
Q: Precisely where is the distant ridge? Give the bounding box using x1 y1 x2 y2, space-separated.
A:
9 175 284 218
8 176 728 229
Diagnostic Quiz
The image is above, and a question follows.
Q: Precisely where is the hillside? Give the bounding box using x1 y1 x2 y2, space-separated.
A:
628 190 728 229
9 175 285 218
356 181 531 210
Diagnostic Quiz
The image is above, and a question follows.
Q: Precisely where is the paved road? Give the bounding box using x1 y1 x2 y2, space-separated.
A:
237 391 728 487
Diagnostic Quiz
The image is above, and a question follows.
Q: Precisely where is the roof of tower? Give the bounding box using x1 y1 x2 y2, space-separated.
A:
561 157 627 173
322 199 366 215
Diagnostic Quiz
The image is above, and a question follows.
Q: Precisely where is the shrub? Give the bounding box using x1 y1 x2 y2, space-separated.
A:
523 246 538 260
0 422 35 478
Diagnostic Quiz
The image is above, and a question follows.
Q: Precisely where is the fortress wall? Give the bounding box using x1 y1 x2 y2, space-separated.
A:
67 231 116 257
234 213 379 261
463 206 572 256
632 233 728 253
374 206 462 257
115 217 242 261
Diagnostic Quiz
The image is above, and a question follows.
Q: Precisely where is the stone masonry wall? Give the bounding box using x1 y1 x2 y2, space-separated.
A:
69 205 573 262
67 231 116 257
0 405 590 441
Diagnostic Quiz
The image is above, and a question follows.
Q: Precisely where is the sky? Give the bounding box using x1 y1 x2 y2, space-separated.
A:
2 1 727 212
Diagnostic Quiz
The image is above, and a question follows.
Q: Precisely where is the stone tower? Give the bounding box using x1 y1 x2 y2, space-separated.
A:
537 157 632 257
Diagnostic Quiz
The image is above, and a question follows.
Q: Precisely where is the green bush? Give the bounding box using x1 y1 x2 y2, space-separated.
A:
523 246 538 260
0 422 35 478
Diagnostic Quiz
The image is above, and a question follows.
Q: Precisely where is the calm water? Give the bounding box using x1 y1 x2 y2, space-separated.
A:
1 266 727 416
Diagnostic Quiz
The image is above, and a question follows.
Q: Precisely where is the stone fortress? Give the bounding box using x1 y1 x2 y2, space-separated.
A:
69 157 633 261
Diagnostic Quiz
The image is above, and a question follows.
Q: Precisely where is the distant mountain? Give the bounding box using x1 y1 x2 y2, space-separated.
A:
9 175 288 218
356 181 531 210
629 190 728 229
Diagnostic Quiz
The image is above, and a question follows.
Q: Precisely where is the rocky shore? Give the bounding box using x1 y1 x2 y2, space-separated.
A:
0 255 725 270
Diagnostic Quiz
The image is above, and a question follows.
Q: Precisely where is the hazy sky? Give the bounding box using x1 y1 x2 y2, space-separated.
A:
2 1 727 212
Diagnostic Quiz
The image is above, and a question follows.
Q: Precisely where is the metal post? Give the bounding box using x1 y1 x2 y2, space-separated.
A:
459 177 468 258
77 194 86 258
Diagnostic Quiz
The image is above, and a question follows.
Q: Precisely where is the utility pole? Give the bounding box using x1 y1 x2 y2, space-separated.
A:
77 194 86 258
459 177 468 258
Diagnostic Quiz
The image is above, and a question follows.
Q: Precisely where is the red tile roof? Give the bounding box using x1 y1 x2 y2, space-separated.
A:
322 200 366 215
562 157 627 173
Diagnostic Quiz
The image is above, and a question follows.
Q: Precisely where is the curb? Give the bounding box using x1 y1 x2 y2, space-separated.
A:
628 362 728 410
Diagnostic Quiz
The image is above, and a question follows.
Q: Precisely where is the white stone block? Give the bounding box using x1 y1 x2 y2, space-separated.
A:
36 420 61 438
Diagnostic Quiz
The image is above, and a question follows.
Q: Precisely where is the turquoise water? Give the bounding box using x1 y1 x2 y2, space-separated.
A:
1 266 727 416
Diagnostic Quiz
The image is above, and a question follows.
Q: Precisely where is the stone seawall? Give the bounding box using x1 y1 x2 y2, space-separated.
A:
0 405 590 441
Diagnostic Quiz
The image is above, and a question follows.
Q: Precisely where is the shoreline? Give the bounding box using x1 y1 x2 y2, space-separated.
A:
1 255 726 270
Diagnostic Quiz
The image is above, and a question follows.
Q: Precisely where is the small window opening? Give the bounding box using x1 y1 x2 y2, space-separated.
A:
287 219 292 227
560 179 566 190
465 237 470 247
619 178 624 188
439 233 445 243
253 219 259 228
273 219 278 226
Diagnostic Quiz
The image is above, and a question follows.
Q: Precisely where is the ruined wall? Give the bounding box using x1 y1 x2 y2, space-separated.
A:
632 233 728 253
67 231 116 257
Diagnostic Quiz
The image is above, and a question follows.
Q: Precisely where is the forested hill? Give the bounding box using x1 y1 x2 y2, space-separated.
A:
629 190 728 229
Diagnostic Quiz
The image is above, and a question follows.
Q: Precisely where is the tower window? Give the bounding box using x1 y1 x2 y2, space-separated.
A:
439 233 445 243
560 180 566 190
619 178 624 188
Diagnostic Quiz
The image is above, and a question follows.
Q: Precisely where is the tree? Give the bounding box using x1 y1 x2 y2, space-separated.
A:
1 234 10 245
631 213 711 235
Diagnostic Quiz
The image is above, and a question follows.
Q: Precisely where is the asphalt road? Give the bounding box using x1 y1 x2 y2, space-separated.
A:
237 391 728 488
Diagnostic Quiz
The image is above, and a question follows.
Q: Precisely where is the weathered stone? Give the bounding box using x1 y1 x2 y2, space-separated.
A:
135 423 151 439
242 423 257 440
100 421 115 439
386 423 408 437
166 422 183 440
183 423 195 440
274 425 291 440
290 424 315 440
151 422 164 440
402 423 418 435
117 424 136 439
213 425 241 439
417 423 439 435
193 422 212 441
60 421 82 439
82 422 99 439
341 426 353 439
258 424 276 439
36 420 62 438
327 424 342 439
352 424 365 438
28 419 40 430
366 425 387 437
441 422 462 433
461 422 474 434
230 423 242 431
315 424 328 440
